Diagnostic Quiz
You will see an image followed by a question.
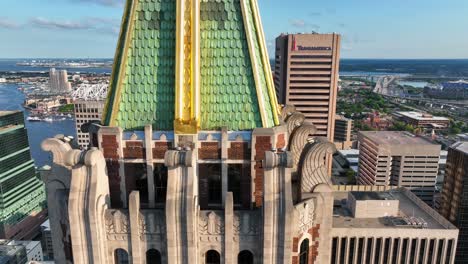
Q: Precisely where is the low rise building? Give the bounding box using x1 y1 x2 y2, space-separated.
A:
393 111 450 130
358 131 441 204
331 186 458 264
0 240 43 264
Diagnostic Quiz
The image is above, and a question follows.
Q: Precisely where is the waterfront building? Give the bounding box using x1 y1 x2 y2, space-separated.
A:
274 33 341 140
440 142 468 263
393 111 450 130
49 68 71 94
357 131 441 204
72 84 108 148
0 111 46 240
41 0 457 264
334 115 353 150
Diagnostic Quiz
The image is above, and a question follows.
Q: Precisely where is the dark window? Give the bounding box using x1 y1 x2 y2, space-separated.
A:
114 248 129 264
199 164 222 209
146 249 161 264
331 237 338 264
125 163 148 206
446 240 454 264
348 237 356 263
383 238 390 263
427 239 435 263
206 250 220 264
409 239 417 263
299 239 309 264
366 238 373 263
374 238 382 263
392 238 400 263
154 164 168 205
357 238 364 263
228 164 251 208
237 250 254 264
419 239 427 264
401 238 409 263
436 240 444 263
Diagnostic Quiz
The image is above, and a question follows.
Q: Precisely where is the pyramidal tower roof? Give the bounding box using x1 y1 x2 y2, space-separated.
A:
103 0 280 133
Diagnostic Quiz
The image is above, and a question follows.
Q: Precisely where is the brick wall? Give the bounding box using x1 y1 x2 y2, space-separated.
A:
291 224 321 264
199 142 221 160
106 160 122 208
228 142 251 160
101 135 119 159
276 134 286 149
153 141 172 159
254 136 271 207
123 141 145 159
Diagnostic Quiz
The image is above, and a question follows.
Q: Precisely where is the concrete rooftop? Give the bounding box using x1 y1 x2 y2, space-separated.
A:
360 131 434 146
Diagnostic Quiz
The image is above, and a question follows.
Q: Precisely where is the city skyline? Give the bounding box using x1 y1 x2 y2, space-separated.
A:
0 0 467 59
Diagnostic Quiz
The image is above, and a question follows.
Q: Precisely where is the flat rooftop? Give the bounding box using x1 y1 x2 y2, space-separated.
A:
452 142 468 154
333 188 456 230
359 131 434 146
396 111 449 121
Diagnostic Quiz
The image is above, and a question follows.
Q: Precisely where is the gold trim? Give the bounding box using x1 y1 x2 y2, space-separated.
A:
250 0 280 126
103 0 138 126
175 0 185 121
240 0 268 128
192 0 200 124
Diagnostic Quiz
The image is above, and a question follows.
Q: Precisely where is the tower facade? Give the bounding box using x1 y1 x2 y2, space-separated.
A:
42 0 337 263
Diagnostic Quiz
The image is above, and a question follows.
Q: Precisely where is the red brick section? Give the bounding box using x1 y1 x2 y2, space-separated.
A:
276 134 286 149
153 141 172 159
101 135 119 159
291 224 321 264
228 142 251 160
199 142 221 159
254 136 271 207
123 141 146 159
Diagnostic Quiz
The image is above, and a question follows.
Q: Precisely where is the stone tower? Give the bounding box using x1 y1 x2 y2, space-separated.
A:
42 0 336 263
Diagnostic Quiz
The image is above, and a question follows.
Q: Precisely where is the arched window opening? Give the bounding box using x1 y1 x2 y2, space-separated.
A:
114 248 129 264
206 250 221 264
238 250 254 264
146 249 162 264
299 239 309 264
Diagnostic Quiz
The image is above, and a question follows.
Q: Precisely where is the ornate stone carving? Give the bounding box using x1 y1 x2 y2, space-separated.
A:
286 112 305 135
199 211 224 242
298 137 336 193
298 200 316 234
281 104 297 121
105 210 130 241
289 122 317 171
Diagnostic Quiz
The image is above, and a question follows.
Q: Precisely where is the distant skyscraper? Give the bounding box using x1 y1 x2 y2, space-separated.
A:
274 33 341 140
357 131 441 204
440 142 468 263
49 68 71 94
0 111 46 239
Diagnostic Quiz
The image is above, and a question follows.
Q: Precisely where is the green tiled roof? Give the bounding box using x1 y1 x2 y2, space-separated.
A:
104 0 279 131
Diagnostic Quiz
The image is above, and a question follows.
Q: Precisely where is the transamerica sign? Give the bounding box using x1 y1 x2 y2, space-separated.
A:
291 36 332 51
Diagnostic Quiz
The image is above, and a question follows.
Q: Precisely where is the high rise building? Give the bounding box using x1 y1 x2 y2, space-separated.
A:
49 68 71 94
440 142 468 263
72 84 108 148
334 115 353 150
0 111 47 239
274 33 341 140
357 131 441 204
41 1 457 264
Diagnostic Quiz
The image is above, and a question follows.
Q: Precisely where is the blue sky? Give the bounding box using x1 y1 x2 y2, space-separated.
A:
0 0 467 59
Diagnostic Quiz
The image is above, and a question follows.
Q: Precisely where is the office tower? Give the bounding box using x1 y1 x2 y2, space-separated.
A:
440 142 468 263
72 84 108 148
0 239 44 263
0 111 46 239
331 186 458 264
40 220 54 261
334 115 353 150
357 131 441 204
49 68 71 94
41 1 457 264
274 33 341 140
